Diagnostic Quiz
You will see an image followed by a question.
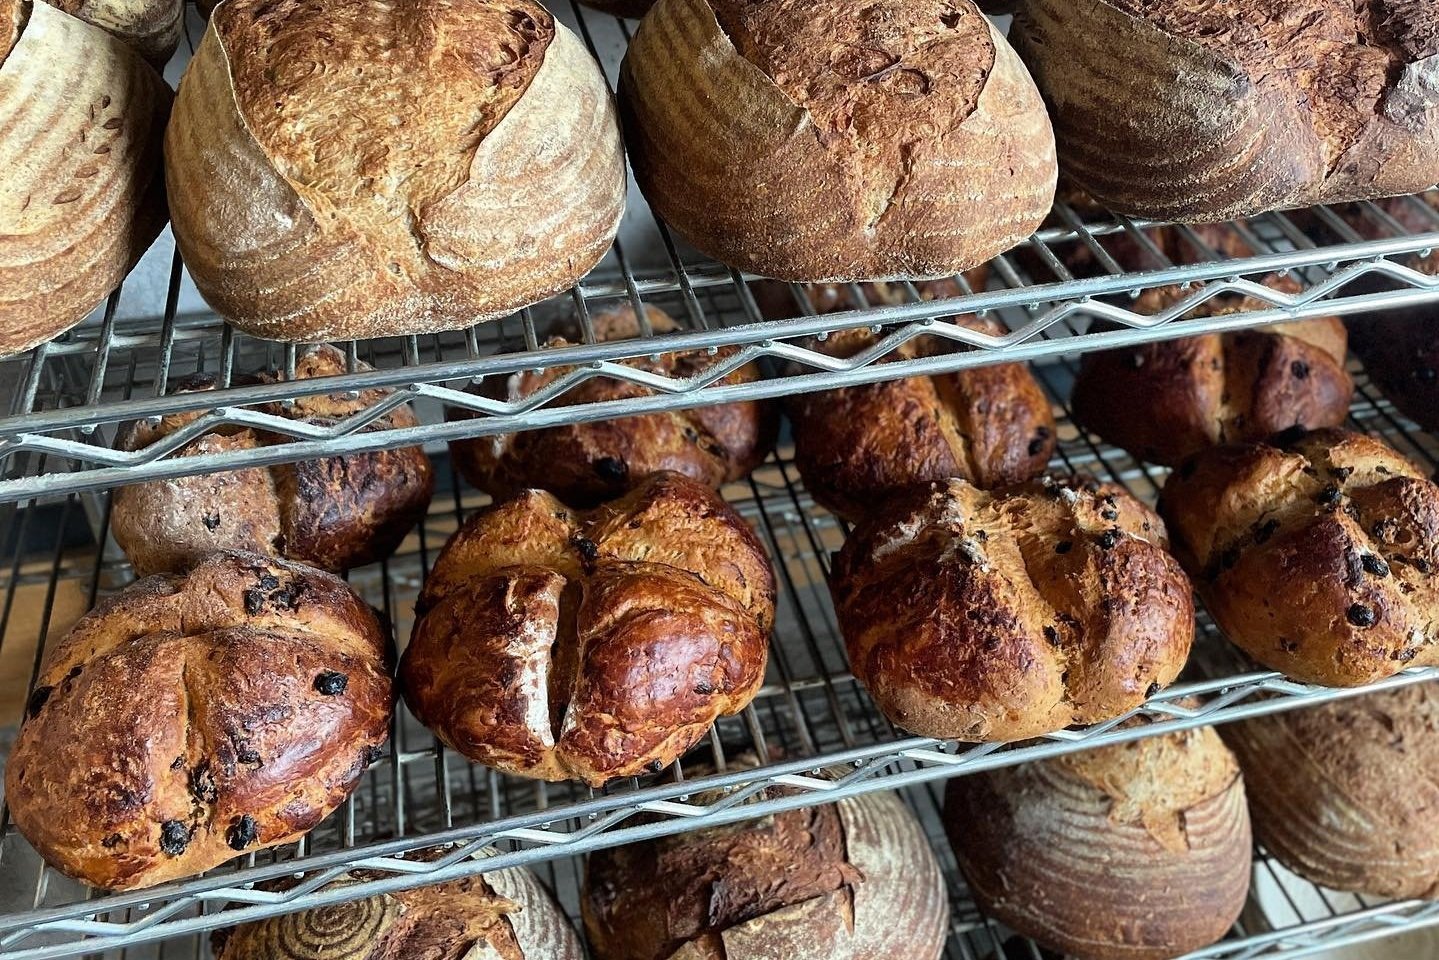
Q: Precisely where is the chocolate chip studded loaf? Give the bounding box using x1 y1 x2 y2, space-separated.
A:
402 472 775 785
1159 429 1439 685
831 476 1194 741
4 552 394 890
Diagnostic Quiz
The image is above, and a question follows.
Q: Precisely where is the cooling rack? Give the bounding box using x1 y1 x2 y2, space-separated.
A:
2 363 1438 960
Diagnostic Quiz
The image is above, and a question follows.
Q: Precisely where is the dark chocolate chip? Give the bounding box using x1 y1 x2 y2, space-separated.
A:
1055 540 1073 555
362 745 385 766
1346 603 1378 628
693 681 714 695
159 820 191 856
1416 558 1434 575
202 513 221 531
314 671 348 696
25 686 52 718
572 536 600 565
1317 485 1342 509
1083 479 1101 494
243 589 264 616
226 815 259 851
1291 360 1309 380
1331 467 1353 482
1372 518 1399 541
189 761 217 805
1362 554 1391 578
1254 519 1279 544
1101 508 1119 521
1145 681 1161 698
236 744 261 766
1042 626 1058 644
171 755 185 770
259 575 280 590
648 759 665 773
101 833 123 849
593 457 628 483
1098 529 1121 551
1395 648 1420 662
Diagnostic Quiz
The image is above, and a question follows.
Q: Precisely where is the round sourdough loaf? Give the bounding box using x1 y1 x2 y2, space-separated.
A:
166 0 626 341
4 552 394 890
831 476 1194 741
1223 683 1439 899
945 724 1252 960
1159 429 1439 685
583 789 948 960
53 0 182 65
1009 0 1439 221
756 279 1055 522
619 0 1057 281
212 852 584 960
449 305 777 506
0 0 170 357
401 472 775 786
111 344 433 576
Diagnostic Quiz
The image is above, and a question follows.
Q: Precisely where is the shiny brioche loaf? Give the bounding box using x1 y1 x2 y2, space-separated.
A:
1223 683 1439 899
831 476 1193 741
111 344 434 576
1159 429 1439 685
402 472 775 785
620 0 1056 281
0 0 170 357
945 724 1251 960
1008 0 1439 221
584 789 947 960
4 552 394 890
166 0 626 341
450 305 776 506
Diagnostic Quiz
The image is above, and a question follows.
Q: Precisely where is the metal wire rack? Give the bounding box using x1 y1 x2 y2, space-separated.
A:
5 2 1439 503
3 360 1438 960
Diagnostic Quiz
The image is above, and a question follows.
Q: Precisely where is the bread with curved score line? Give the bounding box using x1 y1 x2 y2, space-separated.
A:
584 787 948 960
0 0 170 357
4 551 394 890
945 722 1251 960
401 471 775 786
1008 0 1439 221
620 0 1056 281
166 0 626 342
831 475 1194 742
53 0 182 65
1159 428 1439 686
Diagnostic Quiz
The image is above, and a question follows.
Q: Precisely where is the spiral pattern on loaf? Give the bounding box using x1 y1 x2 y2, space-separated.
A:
251 895 401 960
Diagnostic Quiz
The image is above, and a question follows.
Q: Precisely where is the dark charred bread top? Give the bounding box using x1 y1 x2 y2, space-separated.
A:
1159 428 1439 685
401 471 776 786
111 343 433 575
583 787 948 960
450 305 776 506
4 551 394 890
831 475 1194 742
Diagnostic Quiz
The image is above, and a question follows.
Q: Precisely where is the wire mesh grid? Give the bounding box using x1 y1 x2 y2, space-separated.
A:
6 3 1439 501
2 356 1439 959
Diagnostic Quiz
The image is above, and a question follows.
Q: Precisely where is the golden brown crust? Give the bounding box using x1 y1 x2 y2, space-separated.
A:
1158 428 1439 685
167 0 626 341
619 0 1056 281
212 854 584 960
756 279 1055 522
450 306 777 506
1011 0 1439 221
831 476 1194 741
401 472 775 785
945 724 1251 960
583 789 948 960
53 0 182 65
1223 684 1439 899
0 0 170 357
111 344 434 576
4 552 394 890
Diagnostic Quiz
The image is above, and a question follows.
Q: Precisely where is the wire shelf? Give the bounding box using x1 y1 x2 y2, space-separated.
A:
4 3 1439 502
2 358 1438 960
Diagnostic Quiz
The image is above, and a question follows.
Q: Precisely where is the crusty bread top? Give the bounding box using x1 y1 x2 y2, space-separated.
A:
213 0 554 273
708 0 994 228
0 0 21 62
1107 0 1437 174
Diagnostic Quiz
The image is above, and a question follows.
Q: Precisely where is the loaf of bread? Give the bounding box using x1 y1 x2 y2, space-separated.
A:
1224 683 1439 899
54 0 182 65
450 305 776 506
4 552 393 890
584 789 948 960
620 0 1056 281
0 0 170 357
111 345 433 576
213 852 583 960
1072 287 1352 466
1159 428 1439 685
166 0 626 342
755 280 1055 522
831 476 1193 741
402 472 775 785
945 724 1251 960
1008 0 1439 221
